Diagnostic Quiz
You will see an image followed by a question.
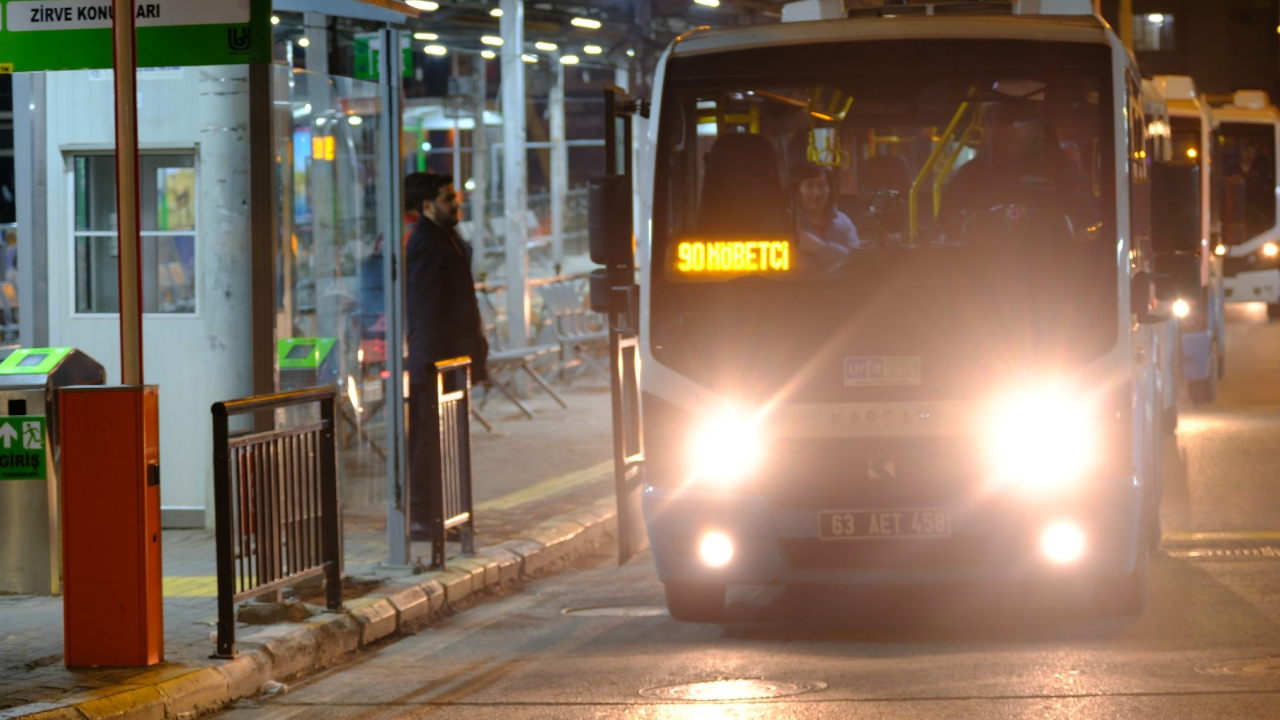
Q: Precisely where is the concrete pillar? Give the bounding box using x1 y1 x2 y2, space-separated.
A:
501 0 530 347
470 54 489 278
13 73 47 347
198 65 254 526
550 58 567 269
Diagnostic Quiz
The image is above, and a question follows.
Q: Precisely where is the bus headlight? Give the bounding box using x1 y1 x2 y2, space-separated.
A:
1171 298 1191 319
689 409 763 486
1264 242 1278 258
983 387 1096 493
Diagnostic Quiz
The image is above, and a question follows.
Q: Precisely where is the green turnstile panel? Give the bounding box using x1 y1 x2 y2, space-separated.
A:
0 348 74 376
277 338 337 369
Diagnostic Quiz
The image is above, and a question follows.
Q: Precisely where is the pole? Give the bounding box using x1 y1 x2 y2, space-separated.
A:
550 57 567 269
379 27 410 566
471 55 489 278
1118 0 1133 51
452 55 462 186
501 0 530 347
112 0 143 384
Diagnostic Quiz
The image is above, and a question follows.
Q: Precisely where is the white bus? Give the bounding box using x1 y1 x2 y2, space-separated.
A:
592 0 1182 622
1152 75 1227 403
1210 91 1280 319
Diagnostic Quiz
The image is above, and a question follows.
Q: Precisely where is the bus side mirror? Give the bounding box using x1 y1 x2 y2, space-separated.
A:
1132 271 1168 324
1222 175 1248 246
1153 253 1200 301
1150 160 1200 253
1224 175 1247 224
589 174 633 267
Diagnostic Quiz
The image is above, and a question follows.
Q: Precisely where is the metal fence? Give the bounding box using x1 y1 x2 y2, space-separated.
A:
427 357 477 570
211 386 342 659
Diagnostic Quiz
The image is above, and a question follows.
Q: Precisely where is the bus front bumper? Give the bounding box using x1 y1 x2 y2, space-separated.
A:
642 480 1144 588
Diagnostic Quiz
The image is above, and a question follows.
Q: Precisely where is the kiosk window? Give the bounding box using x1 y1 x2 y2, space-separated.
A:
72 154 197 315
286 344 314 360
17 353 46 368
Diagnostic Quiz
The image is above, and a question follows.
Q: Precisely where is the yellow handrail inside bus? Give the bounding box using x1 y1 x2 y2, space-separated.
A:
908 93 975 242
932 114 983 221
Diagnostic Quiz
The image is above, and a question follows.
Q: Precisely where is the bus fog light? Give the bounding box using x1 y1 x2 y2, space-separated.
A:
1040 521 1086 565
698 531 734 568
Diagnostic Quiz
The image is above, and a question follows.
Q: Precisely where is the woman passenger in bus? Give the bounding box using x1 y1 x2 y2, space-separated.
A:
788 160 862 269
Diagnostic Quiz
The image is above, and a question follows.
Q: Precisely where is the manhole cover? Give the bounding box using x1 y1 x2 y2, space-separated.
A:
562 605 668 618
1197 657 1280 677
640 678 827 701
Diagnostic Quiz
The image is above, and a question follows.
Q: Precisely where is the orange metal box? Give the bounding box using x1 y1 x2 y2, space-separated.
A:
60 385 162 667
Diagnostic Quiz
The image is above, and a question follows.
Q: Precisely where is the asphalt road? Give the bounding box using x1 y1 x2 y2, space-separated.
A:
213 304 1280 720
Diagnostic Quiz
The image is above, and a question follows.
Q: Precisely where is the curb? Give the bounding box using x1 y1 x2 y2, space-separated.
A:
0 496 618 720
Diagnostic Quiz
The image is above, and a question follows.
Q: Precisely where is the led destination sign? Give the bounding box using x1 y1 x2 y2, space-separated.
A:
673 239 791 278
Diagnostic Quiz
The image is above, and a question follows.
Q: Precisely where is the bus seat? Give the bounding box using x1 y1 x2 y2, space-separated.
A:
697 133 787 237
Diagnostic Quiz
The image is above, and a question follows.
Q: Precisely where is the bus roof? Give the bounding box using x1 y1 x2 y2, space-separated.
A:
670 13 1110 58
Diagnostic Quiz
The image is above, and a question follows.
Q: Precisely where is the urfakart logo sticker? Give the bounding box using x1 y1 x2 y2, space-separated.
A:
843 356 922 387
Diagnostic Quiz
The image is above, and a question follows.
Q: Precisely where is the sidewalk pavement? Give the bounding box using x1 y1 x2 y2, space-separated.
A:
0 381 618 720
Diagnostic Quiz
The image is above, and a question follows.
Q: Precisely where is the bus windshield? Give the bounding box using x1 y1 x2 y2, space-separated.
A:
1217 121 1277 242
651 39 1118 402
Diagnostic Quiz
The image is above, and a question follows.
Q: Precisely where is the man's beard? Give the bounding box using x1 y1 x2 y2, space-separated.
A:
429 207 459 228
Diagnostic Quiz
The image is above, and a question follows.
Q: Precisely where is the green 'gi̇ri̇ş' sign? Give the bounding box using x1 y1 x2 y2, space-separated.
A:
0 415 46 481
0 0 270 73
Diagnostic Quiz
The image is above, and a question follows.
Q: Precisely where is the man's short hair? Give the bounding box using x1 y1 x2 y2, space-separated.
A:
404 172 454 213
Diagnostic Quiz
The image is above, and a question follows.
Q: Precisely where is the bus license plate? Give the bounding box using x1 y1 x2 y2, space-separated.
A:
819 509 950 539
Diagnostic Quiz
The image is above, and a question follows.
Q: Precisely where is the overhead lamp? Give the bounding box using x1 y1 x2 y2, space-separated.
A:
481 35 503 45
421 141 433 152
694 0 721 6
347 115 363 126
522 53 538 63
626 48 635 57
490 8 503 16
535 41 558 51
297 37 311 47
424 44 448 55
1147 13 1164 24
584 44 603 55
413 32 438 40
406 0 440 11
560 55 580 65
481 50 497 59
270 15 280 25
571 18 601 29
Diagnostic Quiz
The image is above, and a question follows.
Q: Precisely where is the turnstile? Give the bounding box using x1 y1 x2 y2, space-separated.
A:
0 348 105 595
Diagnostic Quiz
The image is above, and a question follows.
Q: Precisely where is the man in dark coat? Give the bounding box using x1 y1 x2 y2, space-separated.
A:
404 173 489 540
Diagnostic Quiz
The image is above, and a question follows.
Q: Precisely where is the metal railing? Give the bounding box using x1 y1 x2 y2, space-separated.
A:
211 386 342 659
427 357 477 570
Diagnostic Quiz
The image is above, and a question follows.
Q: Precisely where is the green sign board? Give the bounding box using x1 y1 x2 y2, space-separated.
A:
353 34 412 82
278 337 337 369
0 415 47 481
0 347 72 375
0 0 271 73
